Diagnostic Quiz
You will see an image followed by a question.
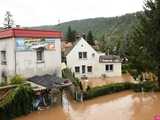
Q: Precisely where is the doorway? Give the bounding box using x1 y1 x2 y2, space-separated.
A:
82 65 86 74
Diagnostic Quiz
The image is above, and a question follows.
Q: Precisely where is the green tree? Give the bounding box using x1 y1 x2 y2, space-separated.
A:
127 0 160 83
98 35 107 53
87 30 95 45
3 11 14 29
66 26 76 42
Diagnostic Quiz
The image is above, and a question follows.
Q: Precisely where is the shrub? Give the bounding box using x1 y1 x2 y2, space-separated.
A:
122 64 130 73
10 75 25 84
132 81 158 92
0 81 7 87
84 82 133 100
83 81 159 100
0 85 34 119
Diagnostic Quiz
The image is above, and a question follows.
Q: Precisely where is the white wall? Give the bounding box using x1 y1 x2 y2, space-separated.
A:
16 38 62 78
66 38 122 79
66 38 99 78
0 38 16 83
0 37 61 83
98 63 122 77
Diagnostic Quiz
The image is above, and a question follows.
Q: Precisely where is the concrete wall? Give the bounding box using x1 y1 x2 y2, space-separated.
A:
0 37 61 83
66 38 122 79
97 63 122 77
0 38 16 83
16 38 62 78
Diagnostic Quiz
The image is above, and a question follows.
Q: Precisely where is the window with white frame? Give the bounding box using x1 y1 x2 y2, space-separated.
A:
87 66 92 73
78 52 87 59
105 64 113 72
1 51 7 65
75 66 80 73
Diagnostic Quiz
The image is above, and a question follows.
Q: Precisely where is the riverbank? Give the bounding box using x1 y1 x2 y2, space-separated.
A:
16 91 160 120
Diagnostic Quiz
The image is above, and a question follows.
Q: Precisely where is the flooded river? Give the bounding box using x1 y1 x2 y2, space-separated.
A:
16 91 160 120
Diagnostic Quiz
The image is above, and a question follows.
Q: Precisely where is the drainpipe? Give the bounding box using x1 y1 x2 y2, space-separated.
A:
13 30 17 75
15 38 17 75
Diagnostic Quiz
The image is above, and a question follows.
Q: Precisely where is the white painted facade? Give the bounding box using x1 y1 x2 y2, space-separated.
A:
66 38 121 79
0 37 61 83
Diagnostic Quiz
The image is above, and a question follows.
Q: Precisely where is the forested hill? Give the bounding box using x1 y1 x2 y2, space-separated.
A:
35 12 141 40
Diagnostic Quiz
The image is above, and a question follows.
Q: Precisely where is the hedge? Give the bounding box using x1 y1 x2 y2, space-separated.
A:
83 81 159 100
132 81 159 92
0 85 34 120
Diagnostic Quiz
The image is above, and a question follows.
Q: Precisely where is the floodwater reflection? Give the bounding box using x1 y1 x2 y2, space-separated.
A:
16 91 160 120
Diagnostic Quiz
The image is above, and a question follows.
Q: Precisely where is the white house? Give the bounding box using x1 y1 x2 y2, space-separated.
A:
0 28 62 83
66 38 122 79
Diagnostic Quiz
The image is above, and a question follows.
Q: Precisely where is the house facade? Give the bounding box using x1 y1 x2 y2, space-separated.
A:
66 38 121 79
0 28 62 83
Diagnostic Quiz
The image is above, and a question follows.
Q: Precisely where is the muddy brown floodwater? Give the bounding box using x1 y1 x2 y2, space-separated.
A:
16 91 160 120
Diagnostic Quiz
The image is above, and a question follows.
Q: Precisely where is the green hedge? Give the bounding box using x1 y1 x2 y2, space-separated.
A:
83 81 159 100
83 82 132 100
0 85 34 120
132 81 159 92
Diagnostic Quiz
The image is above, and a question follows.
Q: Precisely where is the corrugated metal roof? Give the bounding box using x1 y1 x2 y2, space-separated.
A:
0 28 63 39
28 74 71 89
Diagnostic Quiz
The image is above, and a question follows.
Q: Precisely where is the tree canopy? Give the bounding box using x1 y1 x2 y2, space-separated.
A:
126 0 160 83
87 30 95 45
66 26 76 42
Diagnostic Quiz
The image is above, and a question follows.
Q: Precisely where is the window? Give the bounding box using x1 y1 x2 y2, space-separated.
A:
110 64 113 71
1 51 7 65
87 66 92 73
75 66 80 73
83 52 87 58
105 64 113 72
36 49 44 63
79 52 82 59
82 65 86 74
78 52 87 59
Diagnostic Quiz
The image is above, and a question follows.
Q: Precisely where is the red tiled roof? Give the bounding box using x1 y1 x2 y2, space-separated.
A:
0 28 63 39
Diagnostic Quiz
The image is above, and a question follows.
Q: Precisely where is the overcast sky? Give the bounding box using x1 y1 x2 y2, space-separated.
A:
0 0 144 27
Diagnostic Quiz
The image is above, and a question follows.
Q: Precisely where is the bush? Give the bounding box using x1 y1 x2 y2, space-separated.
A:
122 64 130 73
84 82 133 100
0 81 7 87
0 85 34 119
10 75 25 84
132 81 158 92
83 81 159 100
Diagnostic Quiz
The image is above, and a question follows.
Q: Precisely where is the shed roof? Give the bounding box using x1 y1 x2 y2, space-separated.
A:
0 28 63 39
28 74 71 89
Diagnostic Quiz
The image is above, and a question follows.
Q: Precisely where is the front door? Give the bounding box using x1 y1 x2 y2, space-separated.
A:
82 65 86 74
